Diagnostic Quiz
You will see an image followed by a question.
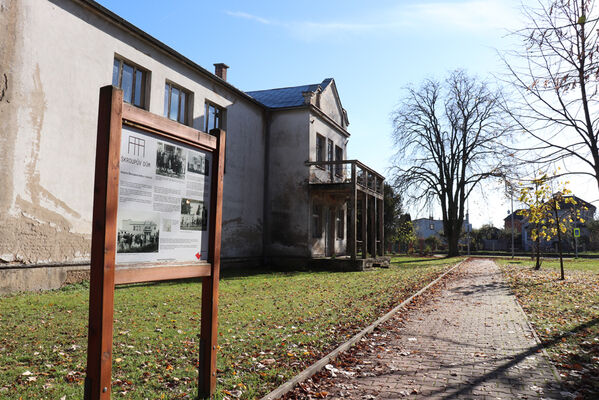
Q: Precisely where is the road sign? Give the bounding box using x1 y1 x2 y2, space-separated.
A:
573 228 581 238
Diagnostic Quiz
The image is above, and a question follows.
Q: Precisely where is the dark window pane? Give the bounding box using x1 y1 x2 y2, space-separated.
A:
134 70 143 107
112 59 120 87
121 63 134 104
179 91 186 124
164 84 169 117
169 87 180 121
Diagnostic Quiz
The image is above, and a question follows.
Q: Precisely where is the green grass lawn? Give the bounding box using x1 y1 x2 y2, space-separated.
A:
495 256 599 273
499 260 599 398
0 256 461 399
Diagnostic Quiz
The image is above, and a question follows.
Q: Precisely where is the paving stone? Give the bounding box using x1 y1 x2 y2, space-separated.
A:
313 259 562 399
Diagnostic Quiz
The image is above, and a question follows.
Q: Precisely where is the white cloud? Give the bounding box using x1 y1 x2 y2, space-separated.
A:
224 11 273 25
225 0 521 42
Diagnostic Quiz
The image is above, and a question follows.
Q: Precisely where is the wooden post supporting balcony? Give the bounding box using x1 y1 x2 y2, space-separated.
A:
378 197 384 256
369 194 376 257
361 191 368 259
349 162 357 261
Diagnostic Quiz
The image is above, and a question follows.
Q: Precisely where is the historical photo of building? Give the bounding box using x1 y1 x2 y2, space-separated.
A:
180 198 207 231
187 151 209 176
117 210 160 253
156 141 186 179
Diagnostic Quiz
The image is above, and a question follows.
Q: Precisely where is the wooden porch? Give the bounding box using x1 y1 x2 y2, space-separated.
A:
306 160 389 267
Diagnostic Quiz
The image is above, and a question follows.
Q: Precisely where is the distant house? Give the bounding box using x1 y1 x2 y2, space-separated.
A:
503 209 526 233
520 195 596 252
412 218 472 251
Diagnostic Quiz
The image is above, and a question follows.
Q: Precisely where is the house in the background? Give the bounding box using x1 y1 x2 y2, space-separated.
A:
520 195 596 252
504 209 526 234
412 217 472 251
0 0 386 294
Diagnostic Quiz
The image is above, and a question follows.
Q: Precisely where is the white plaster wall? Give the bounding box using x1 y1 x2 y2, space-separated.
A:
309 111 349 257
3 0 265 263
266 109 311 258
318 83 345 128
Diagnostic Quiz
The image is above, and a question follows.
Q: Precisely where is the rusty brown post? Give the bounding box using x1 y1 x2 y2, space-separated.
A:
199 128 226 398
85 86 123 400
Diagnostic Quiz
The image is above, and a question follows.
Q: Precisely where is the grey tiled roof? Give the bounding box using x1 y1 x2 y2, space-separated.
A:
246 78 333 108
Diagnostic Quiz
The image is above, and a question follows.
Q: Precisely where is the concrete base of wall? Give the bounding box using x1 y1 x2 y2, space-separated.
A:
0 263 90 296
0 256 265 296
0 256 392 296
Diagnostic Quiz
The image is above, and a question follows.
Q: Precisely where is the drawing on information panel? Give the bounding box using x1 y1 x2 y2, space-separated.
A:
187 152 209 176
117 210 160 253
156 141 186 179
180 198 207 231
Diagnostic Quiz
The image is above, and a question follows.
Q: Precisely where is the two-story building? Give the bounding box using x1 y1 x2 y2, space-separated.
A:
0 0 385 293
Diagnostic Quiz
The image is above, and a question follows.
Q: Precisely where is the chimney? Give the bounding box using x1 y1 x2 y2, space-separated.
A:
214 63 229 81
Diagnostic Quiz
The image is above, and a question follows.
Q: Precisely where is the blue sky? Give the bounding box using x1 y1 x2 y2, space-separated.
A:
95 0 597 227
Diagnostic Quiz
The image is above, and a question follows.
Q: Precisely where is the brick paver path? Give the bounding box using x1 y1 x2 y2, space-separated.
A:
316 259 563 399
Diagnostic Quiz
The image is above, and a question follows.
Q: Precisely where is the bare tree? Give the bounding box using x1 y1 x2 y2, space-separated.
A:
503 0 599 189
391 70 512 257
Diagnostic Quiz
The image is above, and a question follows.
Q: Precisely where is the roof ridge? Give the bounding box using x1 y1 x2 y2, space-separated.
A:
246 82 321 94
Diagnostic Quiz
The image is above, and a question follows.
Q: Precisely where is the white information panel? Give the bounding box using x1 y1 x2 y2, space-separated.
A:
115 125 211 264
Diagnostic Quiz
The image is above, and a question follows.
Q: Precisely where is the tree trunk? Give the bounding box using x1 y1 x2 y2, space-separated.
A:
534 231 542 270
554 207 565 280
447 233 460 257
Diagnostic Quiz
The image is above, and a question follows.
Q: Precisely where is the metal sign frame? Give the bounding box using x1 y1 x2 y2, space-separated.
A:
84 86 225 399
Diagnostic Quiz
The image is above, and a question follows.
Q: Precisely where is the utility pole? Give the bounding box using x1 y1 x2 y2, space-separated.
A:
511 186 515 259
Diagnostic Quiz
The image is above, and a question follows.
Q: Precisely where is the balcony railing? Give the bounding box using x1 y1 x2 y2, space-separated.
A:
306 160 384 195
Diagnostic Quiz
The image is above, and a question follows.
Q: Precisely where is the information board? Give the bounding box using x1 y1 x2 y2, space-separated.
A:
116 125 212 264
85 86 224 400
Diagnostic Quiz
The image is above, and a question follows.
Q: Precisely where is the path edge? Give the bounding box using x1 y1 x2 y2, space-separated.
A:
260 258 467 400
493 259 562 384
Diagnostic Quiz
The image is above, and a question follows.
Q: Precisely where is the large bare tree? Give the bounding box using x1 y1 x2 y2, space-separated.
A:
503 0 599 190
391 70 512 256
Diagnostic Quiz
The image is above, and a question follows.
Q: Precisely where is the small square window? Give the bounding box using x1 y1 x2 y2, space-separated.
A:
112 58 148 108
164 82 192 125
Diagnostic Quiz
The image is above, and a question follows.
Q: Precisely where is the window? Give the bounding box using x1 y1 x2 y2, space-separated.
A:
327 139 334 172
112 58 147 108
336 208 345 239
205 102 224 133
335 145 343 176
164 82 191 125
316 134 325 168
312 203 322 238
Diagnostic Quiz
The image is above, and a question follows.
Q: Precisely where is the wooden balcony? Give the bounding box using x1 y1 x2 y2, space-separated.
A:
306 160 384 199
306 160 386 261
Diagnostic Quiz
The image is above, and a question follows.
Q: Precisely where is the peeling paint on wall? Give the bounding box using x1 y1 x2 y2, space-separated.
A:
0 63 91 264
0 0 19 213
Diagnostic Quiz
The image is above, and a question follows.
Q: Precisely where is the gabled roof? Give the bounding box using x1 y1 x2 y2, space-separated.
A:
246 78 333 109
